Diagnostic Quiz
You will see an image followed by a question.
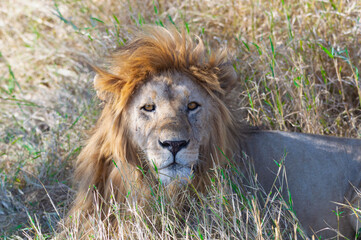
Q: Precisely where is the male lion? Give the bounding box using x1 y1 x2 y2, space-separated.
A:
70 26 361 239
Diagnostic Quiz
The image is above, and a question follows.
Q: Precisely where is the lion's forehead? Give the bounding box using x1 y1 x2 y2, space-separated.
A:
146 84 190 102
147 75 199 98
132 72 209 107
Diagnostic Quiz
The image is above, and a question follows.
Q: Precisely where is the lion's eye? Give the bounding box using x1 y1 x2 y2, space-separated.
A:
142 104 155 112
187 102 200 111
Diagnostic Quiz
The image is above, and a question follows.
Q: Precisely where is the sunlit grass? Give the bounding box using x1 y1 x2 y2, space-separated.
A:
0 0 360 238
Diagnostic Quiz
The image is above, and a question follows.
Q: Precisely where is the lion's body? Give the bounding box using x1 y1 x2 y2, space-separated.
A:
242 131 361 238
68 26 361 239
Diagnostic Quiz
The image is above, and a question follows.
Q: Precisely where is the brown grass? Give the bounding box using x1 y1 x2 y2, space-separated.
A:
0 0 360 239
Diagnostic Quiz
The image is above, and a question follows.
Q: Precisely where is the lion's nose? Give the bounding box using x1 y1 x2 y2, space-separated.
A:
159 140 189 156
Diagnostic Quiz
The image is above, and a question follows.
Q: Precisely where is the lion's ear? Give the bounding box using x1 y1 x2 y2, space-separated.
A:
212 49 239 94
216 63 238 94
92 66 125 102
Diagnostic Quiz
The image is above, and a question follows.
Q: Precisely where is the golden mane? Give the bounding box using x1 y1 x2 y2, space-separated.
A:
69 26 241 231
94 26 238 111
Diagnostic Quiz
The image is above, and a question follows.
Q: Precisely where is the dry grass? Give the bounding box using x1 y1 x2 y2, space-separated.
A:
55 159 305 239
0 0 360 239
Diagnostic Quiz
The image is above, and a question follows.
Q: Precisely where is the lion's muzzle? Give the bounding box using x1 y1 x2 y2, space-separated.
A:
158 139 190 156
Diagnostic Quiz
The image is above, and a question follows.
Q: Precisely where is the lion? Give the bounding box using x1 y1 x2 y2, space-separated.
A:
69 26 361 239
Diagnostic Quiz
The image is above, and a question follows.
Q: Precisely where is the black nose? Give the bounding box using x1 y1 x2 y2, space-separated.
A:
159 140 190 156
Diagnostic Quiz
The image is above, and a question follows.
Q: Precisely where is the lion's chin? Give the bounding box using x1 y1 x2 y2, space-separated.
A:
158 165 192 186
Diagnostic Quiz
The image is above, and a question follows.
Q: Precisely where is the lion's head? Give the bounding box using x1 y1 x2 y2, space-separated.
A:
126 71 220 184
70 26 241 224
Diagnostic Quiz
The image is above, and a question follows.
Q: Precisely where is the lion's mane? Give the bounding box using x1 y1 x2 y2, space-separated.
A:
69 26 241 226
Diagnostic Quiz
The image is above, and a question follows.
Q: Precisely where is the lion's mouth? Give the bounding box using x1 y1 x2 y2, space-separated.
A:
157 163 194 185
158 162 190 171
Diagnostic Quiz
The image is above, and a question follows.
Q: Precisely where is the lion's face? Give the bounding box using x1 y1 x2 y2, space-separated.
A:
126 72 213 185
